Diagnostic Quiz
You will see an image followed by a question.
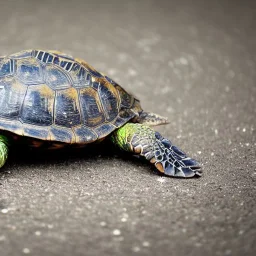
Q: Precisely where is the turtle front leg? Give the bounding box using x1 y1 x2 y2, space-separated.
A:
111 123 202 178
0 135 9 169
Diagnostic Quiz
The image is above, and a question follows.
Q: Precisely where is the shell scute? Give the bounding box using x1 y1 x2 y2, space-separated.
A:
55 88 81 128
16 58 44 85
20 84 54 126
69 65 92 88
98 81 119 122
0 118 21 134
79 87 105 127
44 65 71 90
73 126 98 143
92 81 100 90
23 125 50 140
95 123 116 139
0 77 26 119
115 85 134 108
0 58 15 77
33 50 55 64
34 50 73 65
50 126 74 143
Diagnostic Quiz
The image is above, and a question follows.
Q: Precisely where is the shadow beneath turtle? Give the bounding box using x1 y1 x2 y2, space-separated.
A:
8 140 113 165
4 140 156 176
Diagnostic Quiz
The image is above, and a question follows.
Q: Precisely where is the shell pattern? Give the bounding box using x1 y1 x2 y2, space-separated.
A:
0 50 142 143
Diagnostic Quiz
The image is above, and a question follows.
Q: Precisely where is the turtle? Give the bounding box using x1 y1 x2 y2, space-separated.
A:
0 49 202 178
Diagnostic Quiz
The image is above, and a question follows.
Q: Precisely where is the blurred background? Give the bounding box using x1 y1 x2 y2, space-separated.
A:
0 0 255 255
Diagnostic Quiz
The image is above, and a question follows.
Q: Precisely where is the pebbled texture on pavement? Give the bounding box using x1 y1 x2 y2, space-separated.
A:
0 0 255 255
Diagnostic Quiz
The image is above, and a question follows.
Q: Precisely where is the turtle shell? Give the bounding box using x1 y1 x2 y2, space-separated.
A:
0 50 142 144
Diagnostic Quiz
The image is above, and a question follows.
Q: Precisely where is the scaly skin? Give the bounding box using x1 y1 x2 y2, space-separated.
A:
111 123 136 152
0 135 9 169
111 123 202 178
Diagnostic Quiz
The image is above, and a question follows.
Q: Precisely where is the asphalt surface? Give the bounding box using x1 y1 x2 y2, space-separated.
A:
0 0 255 255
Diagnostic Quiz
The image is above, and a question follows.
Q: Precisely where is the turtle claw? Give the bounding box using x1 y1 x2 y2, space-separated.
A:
181 158 200 167
191 166 203 177
153 135 202 178
179 167 199 178
171 145 187 158
156 163 202 178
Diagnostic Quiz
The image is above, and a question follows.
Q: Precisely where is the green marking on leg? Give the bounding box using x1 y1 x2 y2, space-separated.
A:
111 123 135 152
0 135 9 168
112 123 155 154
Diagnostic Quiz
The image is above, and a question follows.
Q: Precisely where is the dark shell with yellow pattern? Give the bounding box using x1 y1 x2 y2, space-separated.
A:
0 50 142 144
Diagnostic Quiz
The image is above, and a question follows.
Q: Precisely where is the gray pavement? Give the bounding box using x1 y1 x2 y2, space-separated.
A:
0 0 255 255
